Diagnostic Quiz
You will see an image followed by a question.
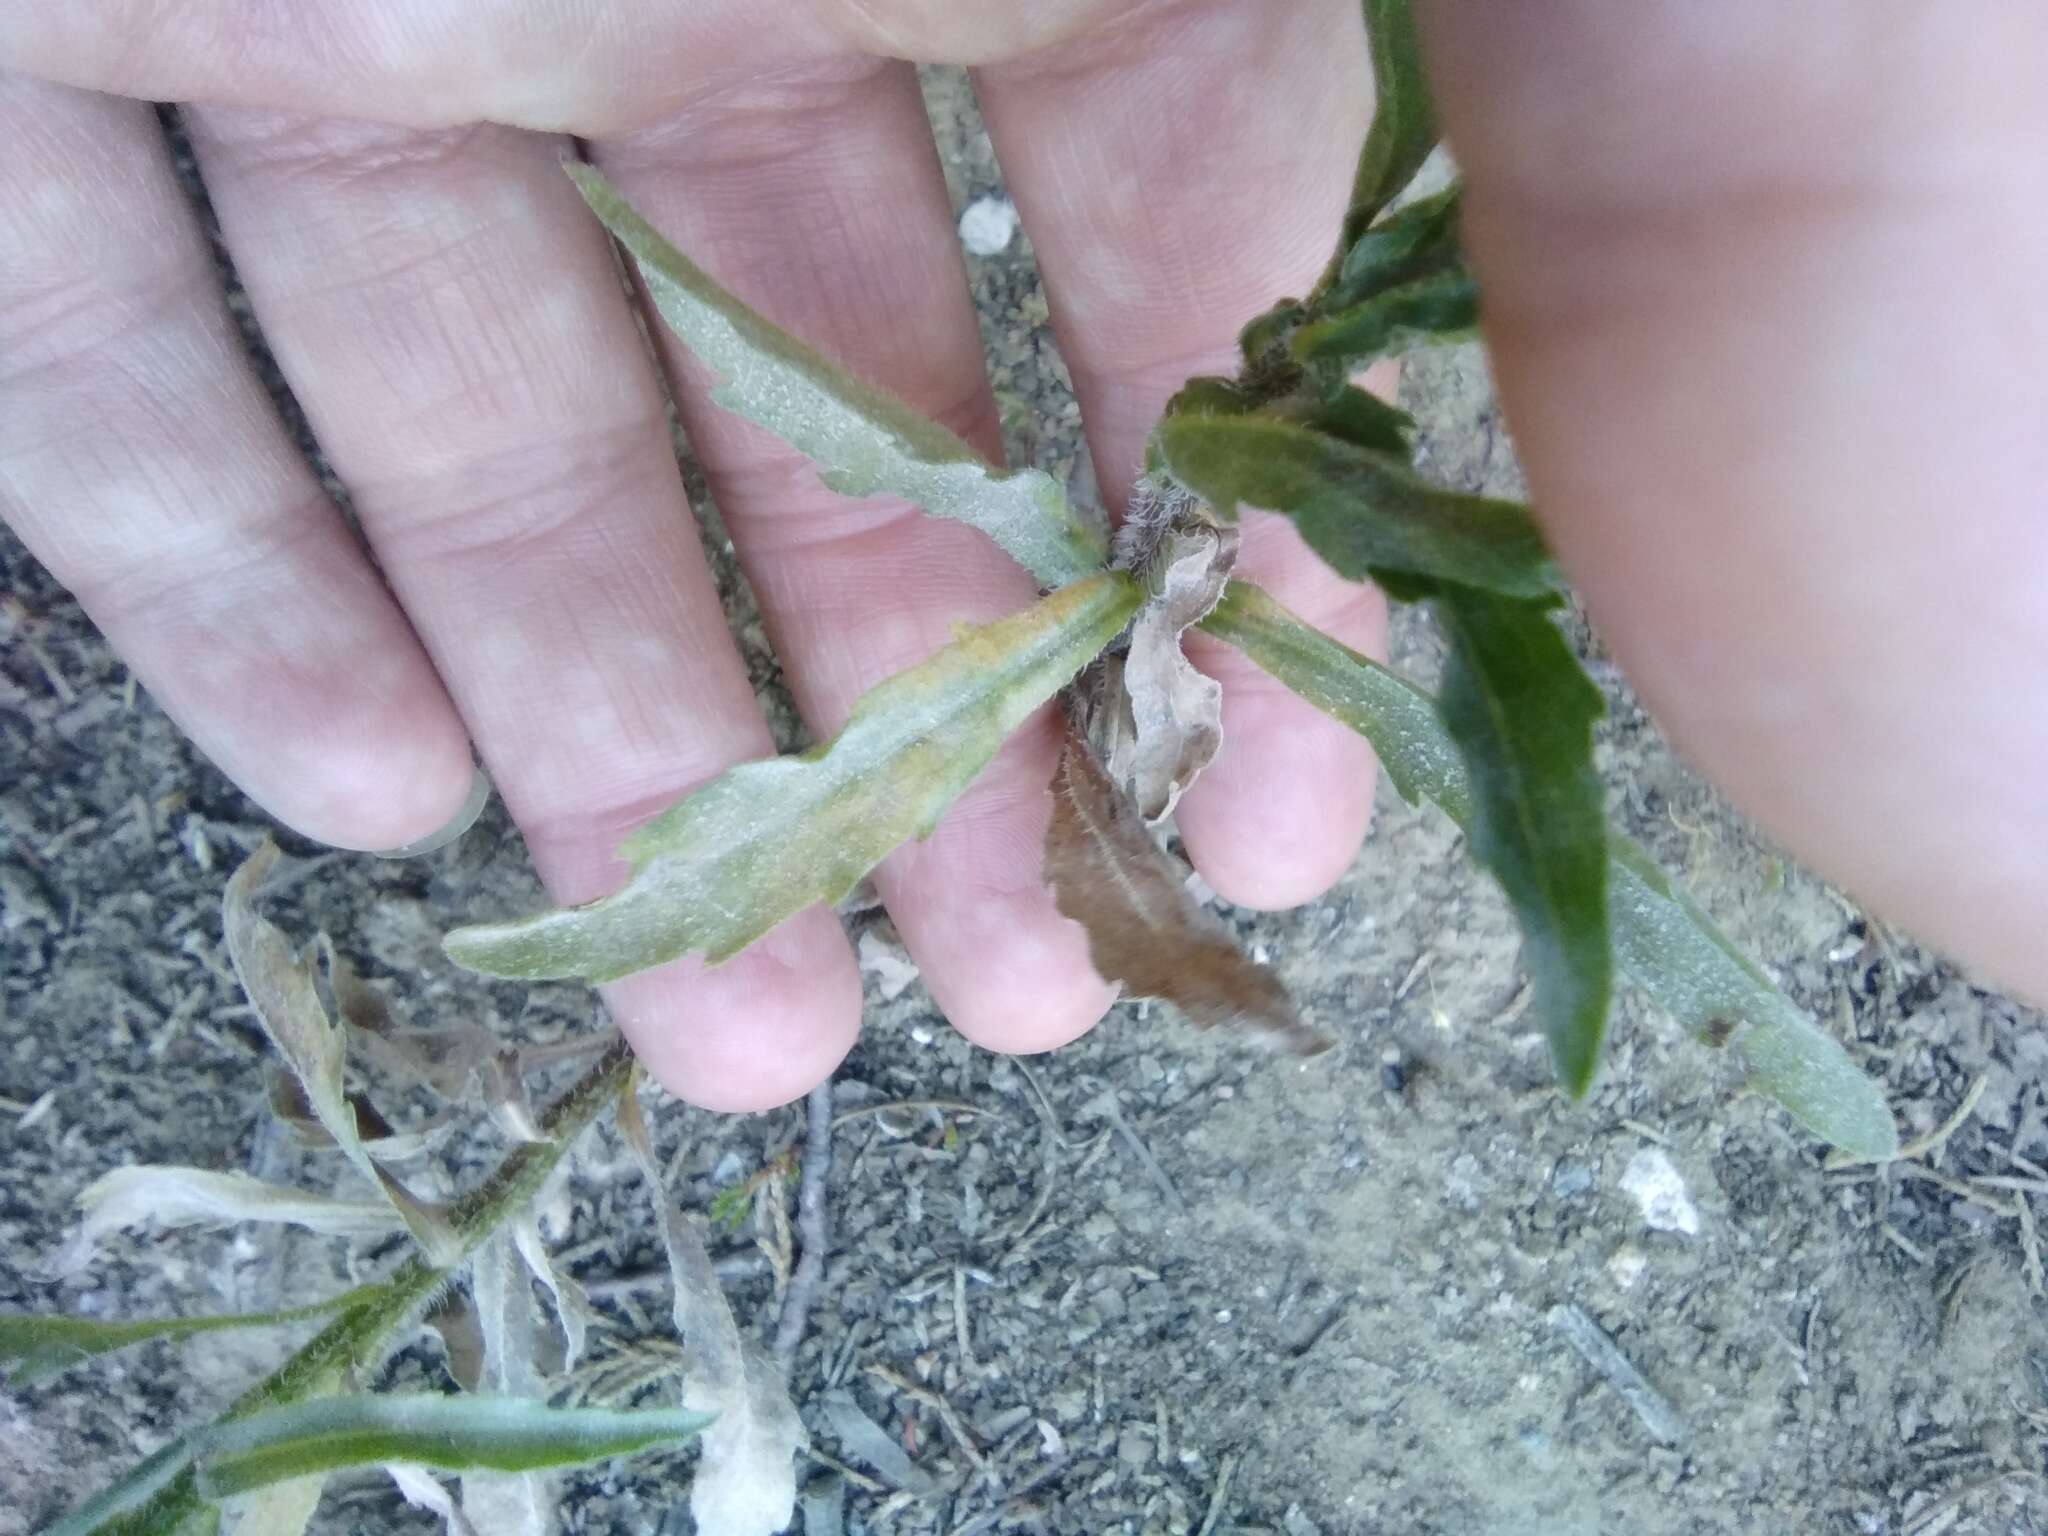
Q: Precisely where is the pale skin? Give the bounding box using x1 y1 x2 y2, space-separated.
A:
2 2 2041 1111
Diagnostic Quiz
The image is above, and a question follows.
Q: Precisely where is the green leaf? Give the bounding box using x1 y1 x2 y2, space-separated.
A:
1335 0 1438 263
1331 183 1462 307
0 1288 379 1388
446 573 1142 983
190 1394 714 1500
1607 838 1899 1160
1198 581 1466 813
1203 581 1898 1155
1293 264 1479 370
1152 412 1558 599
1433 588 1612 1097
565 162 1105 589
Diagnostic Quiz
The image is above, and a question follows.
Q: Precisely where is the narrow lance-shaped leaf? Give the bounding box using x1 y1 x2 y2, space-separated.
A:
567 162 1105 588
52 1166 405 1277
1293 263 1479 371
1331 182 1462 307
446 572 1141 984
190 1394 715 1500
0 1287 380 1388
1045 724 1328 1055
1202 581 1899 1159
1432 587 1612 1097
1323 0 1437 288
1153 412 1559 599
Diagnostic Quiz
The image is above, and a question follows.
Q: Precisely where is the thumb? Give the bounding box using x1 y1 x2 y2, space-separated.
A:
1417 1 2048 1003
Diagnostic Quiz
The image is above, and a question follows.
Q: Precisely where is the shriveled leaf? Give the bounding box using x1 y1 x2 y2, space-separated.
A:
1045 725 1328 1054
220 1474 324 1536
1153 413 1557 599
447 573 1141 983
426 1289 487 1395
619 1083 804 1536
466 1231 553 1536
1608 838 1898 1160
1293 263 1479 370
1337 0 1438 255
511 1215 592 1374
53 1166 403 1275
386 1464 482 1536
1 1287 376 1387
1204 580 1897 1154
1102 519 1238 821
189 1394 714 1500
1434 588 1611 1097
265 1062 456 1161
226 845 460 1261
567 162 1104 588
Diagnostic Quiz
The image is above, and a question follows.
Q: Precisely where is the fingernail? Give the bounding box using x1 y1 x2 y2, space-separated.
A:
373 765 492 860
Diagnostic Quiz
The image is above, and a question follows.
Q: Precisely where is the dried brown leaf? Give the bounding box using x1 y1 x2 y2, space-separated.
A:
1045 727 1329 1054
1104 520 1238 821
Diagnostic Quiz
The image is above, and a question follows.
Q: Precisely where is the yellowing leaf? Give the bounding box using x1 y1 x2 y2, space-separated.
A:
567 163 1105 589
446 573 1141 983
1045 725 1328 1055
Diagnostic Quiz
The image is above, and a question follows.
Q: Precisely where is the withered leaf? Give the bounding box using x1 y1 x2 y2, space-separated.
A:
1044 727 1328 1055
1104 519 1238 822
225 843 460 1262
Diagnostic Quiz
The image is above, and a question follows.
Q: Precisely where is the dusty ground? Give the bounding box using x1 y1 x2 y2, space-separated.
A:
5 71 2048 1536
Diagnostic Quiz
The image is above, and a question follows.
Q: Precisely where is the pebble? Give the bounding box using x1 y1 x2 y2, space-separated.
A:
1620 1148 1700 1235
958 195 1018 256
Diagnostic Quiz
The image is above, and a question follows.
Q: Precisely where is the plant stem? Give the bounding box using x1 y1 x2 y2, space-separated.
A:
75 1037 635 1536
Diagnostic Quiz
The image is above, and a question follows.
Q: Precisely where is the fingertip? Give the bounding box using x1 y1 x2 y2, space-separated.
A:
1175 644 1380 910
261 688 481 855
922 879 1118 1055
606 904 862 1112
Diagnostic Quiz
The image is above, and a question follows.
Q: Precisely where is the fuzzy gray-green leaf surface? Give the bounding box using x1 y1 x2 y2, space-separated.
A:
567 163 1104 588
446 573 1141 983
1203 580 1897 1157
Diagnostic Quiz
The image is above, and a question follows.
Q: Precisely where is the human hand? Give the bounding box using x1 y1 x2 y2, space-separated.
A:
0 1 1387 1107
1418 2 2048 1008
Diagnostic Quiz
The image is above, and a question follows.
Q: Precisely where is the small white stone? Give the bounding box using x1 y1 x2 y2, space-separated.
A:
856 930 921 1002
958 195 1018 256
1607 1242 1649 1289
1620 1148 1700 1235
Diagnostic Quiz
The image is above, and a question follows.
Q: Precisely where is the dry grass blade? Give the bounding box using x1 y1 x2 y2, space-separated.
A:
618 1080 805 1536
512 1214 591 1373
1045 726 1329 1054
225 843 460 1260
387 1463 482 1536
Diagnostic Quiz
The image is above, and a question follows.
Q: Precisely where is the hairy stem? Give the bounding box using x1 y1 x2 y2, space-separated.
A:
70 1037 636 1536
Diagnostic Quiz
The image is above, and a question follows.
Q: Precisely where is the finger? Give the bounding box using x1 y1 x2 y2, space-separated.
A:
183 108 862 1108
593 59 1116 1053
1418 3 2048 1001
0 1 1122 136
0 74 476 851
973 0 1384 910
